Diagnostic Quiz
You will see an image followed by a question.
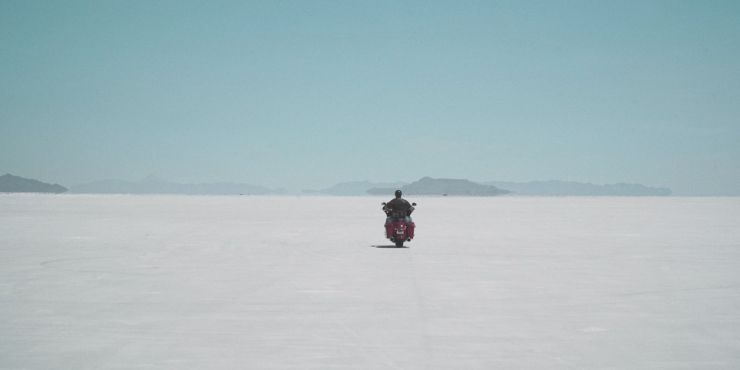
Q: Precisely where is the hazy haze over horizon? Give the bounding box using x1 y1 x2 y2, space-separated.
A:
1 1 739 194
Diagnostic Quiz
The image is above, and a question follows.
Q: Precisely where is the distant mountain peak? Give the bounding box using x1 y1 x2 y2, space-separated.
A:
401 177 509 196
0 173 67 193
366 177 508 196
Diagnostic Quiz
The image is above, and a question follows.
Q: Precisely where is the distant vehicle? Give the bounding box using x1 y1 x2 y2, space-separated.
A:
381 201 416 247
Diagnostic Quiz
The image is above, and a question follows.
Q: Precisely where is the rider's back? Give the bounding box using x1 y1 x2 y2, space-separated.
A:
386 198 411 214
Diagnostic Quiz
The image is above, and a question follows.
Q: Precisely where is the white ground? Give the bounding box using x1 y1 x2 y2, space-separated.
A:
1 195 739 369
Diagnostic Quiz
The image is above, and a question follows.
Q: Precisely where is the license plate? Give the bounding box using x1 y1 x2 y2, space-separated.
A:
396 229 405 235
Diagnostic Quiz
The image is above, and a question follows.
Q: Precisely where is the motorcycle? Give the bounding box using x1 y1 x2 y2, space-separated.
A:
381 201 417 248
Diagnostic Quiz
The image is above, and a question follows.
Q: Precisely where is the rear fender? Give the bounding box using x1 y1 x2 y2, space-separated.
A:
393 221 407 238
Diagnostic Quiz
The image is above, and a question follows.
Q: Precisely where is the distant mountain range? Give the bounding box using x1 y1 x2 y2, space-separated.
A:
0 173 673 197
0 174 67 193
320 178 671 196
304 178 508 196
70 175 284 195
486 180 671 196
303 181 408 196
369 177 509 196
307 177 671 197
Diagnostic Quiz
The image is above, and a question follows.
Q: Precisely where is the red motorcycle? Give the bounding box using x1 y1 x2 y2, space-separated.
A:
382 201 416 247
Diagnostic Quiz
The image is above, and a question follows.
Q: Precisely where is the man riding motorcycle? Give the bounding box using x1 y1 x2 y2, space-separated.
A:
382 190 416 247
384 189 414 222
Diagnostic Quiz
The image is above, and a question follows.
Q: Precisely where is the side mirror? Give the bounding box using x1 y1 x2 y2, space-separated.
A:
412 202 417 206
381 202 387 206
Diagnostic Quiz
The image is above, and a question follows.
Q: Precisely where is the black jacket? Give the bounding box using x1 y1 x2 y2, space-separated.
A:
385 198 412 217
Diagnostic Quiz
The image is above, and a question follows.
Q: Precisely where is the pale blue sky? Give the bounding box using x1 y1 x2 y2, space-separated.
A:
1 1 739 194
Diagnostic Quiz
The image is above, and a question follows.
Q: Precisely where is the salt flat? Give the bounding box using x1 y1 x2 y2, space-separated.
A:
1 194 739 369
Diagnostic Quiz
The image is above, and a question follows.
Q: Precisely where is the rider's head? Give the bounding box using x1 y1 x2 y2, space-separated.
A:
394 189 402 198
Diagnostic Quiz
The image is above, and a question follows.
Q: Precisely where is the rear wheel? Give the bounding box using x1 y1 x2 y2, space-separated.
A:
395 240 404 248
